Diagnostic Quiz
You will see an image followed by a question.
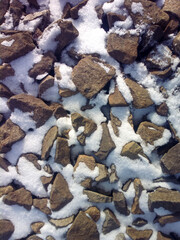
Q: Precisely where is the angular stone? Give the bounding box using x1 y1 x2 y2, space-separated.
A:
125 78 153 109
31 222 44 234
0 119 25 153
137 121 165 145
163 0 180 19
157 231 174 240
46 236 55 240
126 226 153 240
59 88 78 98
154 213 180 227
3 187 32 210
70 0 88 19
132 218 148 227
109 86 128 107
121 141 147 160
62 2 72 19
74 154 96 171
51 103 68 119
156 102 168 117
110 112 122 137
49 215 74 228
95 164 108 182
122 179 133 192
0 185 14 198
0 32 36 63
173 31 180 55
10 0 24 27
161 143 180 175
102 209 120 235
107 12 126 28
163 16 179 39
41 126 58 160
109 164 119 183
50 173 73 211
8 93 53 128
148 187 180 212
40 176 53 190
33 198 51 215
39 75 54 97
85 207 100 222
150 67 172 80
113 190 130 216
0 219 14 240
27 235 43 240
0 83 14 98
72 57 115 99
131 178 144 214
107 33 139 64
21 153 41 170
55 137 71 166
67 211 99 240
0 156 10 172
81 178 92 188
95 123 115 160
0 0 10 25
0 64 15 80
83 190 112 203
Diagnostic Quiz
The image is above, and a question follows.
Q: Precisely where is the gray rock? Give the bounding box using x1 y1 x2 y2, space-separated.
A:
83 190 112 203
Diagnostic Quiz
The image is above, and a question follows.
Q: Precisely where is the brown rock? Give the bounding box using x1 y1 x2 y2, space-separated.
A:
0 0 10 25
121 141 147 160
107 33 139 64
163 16 179 39
80 178 92 188
27 235 43 240
126 226 153 240
50 173 73 211
154 213 180 227
10 0 24 27
85 207 100 222
0 83 14 98
43 164 53 174
109 86 128 107
0 185 14 198
59 88 78 98
0 32 36 63
102 209 120 234
31 222 44 233
150 67 172 80
62 2 72 19
8 93 53 128
148 187 180 212
41 126 58 160
163 0 180 19
137 121 165 145
95 164 108 182
0 114 3 124
173 31 180 55
113 190 129 216
110 112 122 137
27 0 39 9
95 122 116 160
51 103 68 119
21 153 41 170
122 179 133 192
46 236 55 240
107 12 126 28
0 156 10 172
0 64 15 80
40 176 53 190
49 215 74 228
125 78 153 109
157 231 174 240
39 75 54 97
74 155 96 171
55 137 71 166
0 119 25 153
131 178 144 214
0 219 14 240
83 190 112 203
132 218 148 227
115 233 126 240
3 187 32 210
33 198 51 215
72 57 116 99
109 164 119 183
67 211 99 240
70 0 88 19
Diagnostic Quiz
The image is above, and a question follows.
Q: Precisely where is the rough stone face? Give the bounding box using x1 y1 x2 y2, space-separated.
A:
0 185 14 198
154 213 180 227
39 75 54 97
137 121 165 145
0 156 10 172
173 31 180 55
0 32 36 63
115 233 126 240
0 83 14 98
95 164 108 182
113 190 130 216
40 176 53 190
126 226 153 240
49 215 74 228
109 86 128 107
50 173 73 211
10 0 24 27
161 143 180 175
62 2 72 19
132 218 148 227
41 126 58 160
107 33 139 64
148 187 180 212
51 103 68 119
72 57 116 99
0 119 25 153
102 209 120 234
156 102 168 117
95 123 116 160
107 12 126 28
31 222 44 234
109 164 119 183
0 0 10 25
8 93 53 128
74 155 96 171
110 112 122 137
55 137 71 166
121 141 146 160
163 0 180 19
33 198 51 215
70 0 88 19
85 207 100 222
0 63 15 80
131 178 144 214
125 78 153 109
3 187 33 210
0 219 14 240
83 190 112 203
67 211 99 240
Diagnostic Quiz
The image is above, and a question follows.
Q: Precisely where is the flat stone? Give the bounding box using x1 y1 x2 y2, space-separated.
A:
109 86 128 107
74 155 96 171
157 232 174 240
102 209 120 235
109 164 119 183
70 0 88 19
39 75 54 97
59 88 78 98
161 143 180 175
67 211 99 240
125 78 154 109
3 187 32 210
55 137 71 166
154 213 180 227
110 112 122 137
107 33 139 64
148 187 180 212
33 198 51 215
0 219 14 240
31 222 44 234
0 156 10 172
0 83 14 98
95 164 108 182
163 0 180 19
95 123 116 160
21 153 41 170
132 218 148 227
113 190 130 216
72 57 115 99
49 215 74 228
83 190 112 203
0 64 15 80
50 173 73 211
41 126 58 160
121 141 147 160
0 119 25 153
137 121 165 145
0 185 14 198
131 178 144 214
8 93 53 128
0 32 36 63
0 0 9 25
85 207 100 222
150 67 172 80
126 226 153 240
173 31 180 55
107 12 126 28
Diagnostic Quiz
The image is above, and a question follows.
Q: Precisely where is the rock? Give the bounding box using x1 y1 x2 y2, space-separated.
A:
173 31 180 55
154 213 180 227
0 0 10 25
0 185 14 198
0 156 10 172
74 155 96 171
156 102 168 117
121 141 147 160
50 173 73 211
0 83 14 98
49 215 74 228
109 164 119 183
148 187 180 212
132 218 148 227
95 123 116 160
62 2 72 19
59 88 78 98
95 164 108 182
31 222 44 233
39 75 54 97
125 78 153 109
110 112 122 137
131 178 144 214
150 67 172 79
33 198 51 215
27 235 43 240
72 57 115 99
115 233 126 240
21 153 41 170
113 190 130 216
163 16 179 39
83 190 112 203
67 211 99 240
126 226 153 240
0 32 36 63
107 12 126 28
40 176 53 190
109 86 128 107
81 178 92 188
0 219 14 240
0 119 25 153
27 0 39 9
102 209 120 235
43 164 53 174
161 143 180 175
29 51 56 80
55 137 71 166
85 207 100 222
157 232 174 240
3 187 32 210
9 0 24 27
8 93 53 128
46 236 55 240
0 64 15 80
107 33 139 64
41 126 58 160
169 121 180 142
122 179 133 192
0 114 3 124
70 0 88 19
163 0 180 19
137 121 165 145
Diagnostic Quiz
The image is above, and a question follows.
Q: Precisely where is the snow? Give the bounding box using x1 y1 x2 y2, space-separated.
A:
1 39 15 47
131 2 144 15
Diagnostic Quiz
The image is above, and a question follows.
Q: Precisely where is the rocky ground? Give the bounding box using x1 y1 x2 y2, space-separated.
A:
0 0 180 239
